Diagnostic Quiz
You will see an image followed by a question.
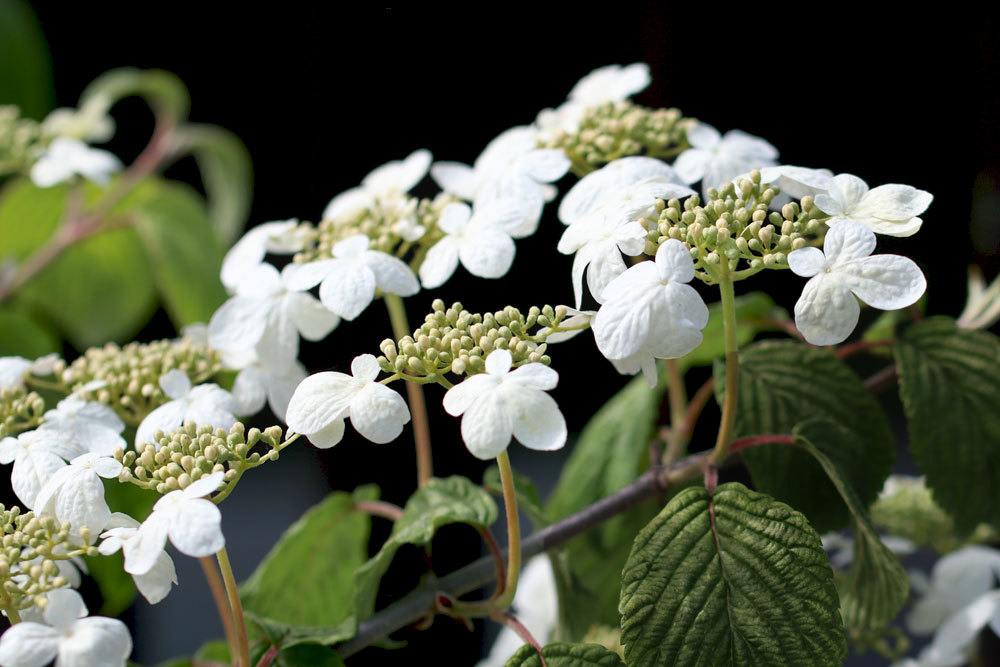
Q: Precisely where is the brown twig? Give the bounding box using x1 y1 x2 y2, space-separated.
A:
354 500 404 522
490 610 547 667
836 338 895 359
199 557 238 663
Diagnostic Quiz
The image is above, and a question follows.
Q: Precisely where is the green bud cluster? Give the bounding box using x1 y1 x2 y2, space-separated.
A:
648 170 826 279
540 102 691 176
117 421 285 496
0 387 46 438
62 338 221 425
0 504 95 614
0 106 45 178
377 299 570 380
294 192 457 263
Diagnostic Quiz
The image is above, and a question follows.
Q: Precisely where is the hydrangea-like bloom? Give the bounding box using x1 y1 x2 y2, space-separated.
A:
558 156 691 225
125 473 226 575
443 349 566 460
0 357 31 391
536 63 651 137
0 588 132 667
282 235 419 320
674 122 778 197
135 371 238 447
98 513 177 604
230 355 307 421
814 173 933 237
220 219 308 292
40 396 125 456
285 354 410 448
788 220 926 345
322 149 431 221
757 165 833 201
592 240 709 384
30 137 122 188
34 452 123 539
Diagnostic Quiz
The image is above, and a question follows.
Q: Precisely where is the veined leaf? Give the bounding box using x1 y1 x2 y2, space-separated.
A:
619 482 846 666
505 643 625 667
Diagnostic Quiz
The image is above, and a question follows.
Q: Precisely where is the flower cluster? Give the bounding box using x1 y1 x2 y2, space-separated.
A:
0 388 45 439
0 106 45 178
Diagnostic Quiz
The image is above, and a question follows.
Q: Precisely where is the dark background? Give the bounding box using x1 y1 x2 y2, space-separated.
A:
16 5 1000 665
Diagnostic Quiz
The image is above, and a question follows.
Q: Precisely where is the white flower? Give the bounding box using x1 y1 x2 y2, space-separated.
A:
30 138 122 188
42 101 115 143
281 235 419 320
814 173 933 238
285 354 410 448
757 165 834 201
230 355 307 421
788 220 926 346
899 589 1000 667
220 219 307 292
592 240 709 385
40 396 125 456
476 555 558 667
34 453 122 540
431 125 569 210
0 423 99 509
135 371 238 447
0 357 31 391
539 308 594 344
536 63 651 138
322 149 431 221
418 200 524 288
674 122 778 198
98 513 177 604
0 588 131 667
558 156 692 226
209 262 340 366
125 473 226 574
958 265 1000 330
907 546 1000 636
443 349 566 460
821 531 915 569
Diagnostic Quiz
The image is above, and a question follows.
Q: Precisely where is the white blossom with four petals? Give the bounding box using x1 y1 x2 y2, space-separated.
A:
30 137 122 188
814 173 933 237
674 122 778 198
285 354 410 448
788 220 926 346
322 149 431 221
219 219 308 292
443 349 566 460
98 513 178 604
135 370 238 447
34 452 123 540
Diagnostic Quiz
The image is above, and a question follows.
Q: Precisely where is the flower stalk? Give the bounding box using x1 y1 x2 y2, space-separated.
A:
709 269 740 466
494 450 522 609
216 546 250 667
199 556 239 662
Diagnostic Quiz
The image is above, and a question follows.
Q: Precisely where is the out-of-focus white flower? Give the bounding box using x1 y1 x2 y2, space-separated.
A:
958 265 1000 330
907 546 1000 636
0 588 132 667
230 355 307 421
34 453 122 540
220 219 308 292
30 138 122 188
285 354 410 448
788 220 926 346
897 588 1000 667
0 357 31 391
135 371 238 447
209 262 340 367
476 556 558 667
592 240 709 386
42 101 115 143
536 63 651 138
418 200 524 288
40 396 125 457
821 531 915 569
125 473 226 575
674 122 778 198
323 149 431 221
282 235 419 320
443 349 566 460
99 513 177 604
814 173 932 238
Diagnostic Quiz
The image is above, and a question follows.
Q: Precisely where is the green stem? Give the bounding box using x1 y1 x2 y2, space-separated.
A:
664 359 688 460
384 294 433 487
494 451 521 609
709 267 740 466
216 547 250 667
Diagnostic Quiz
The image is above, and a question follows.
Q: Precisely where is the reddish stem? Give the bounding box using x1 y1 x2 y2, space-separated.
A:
835 338 895 359
728 434 797 454
480 528 507 601
255 645 280 667
490 611 547 667
354 500 404 522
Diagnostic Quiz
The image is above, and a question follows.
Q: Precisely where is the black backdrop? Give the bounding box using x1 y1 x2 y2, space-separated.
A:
17 4 1000 665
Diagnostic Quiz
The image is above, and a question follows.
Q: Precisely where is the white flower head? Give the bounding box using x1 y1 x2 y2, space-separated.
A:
323 149 431 221
0 588 131 667
99 513 177 604
30 137 122 188
907 546 1000 637
418 200 525 289
592 240 709 386
42 97 115 143
0 422 99 510
674 122 778 198
757 165 834 201
900 587 1000 667
220 219 307 292
0 357 31 391
135 371 238 447
285 354 410 448
536 63 651 138
281 235 419 321
230 354 307 421
814 173 933 238
788 220 926 346
124 473 226 575
443 349 566 460
40 396 125 457
34 452 122 540
209 262 340 368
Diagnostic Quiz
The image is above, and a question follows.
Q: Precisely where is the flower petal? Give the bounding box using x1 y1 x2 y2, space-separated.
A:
349 383 410 444
431 162 478 201
507 363 558 391
460 397 514 460
135 401 187 447
459 229 515 279
442 374 499 417
365 252 420 297
281 259 338 291
318 263 377 320
58 616 132 666
841 255 927 310
285 372 356 436
823 219 876 265
134 551 177 605
232 366 267 416
167 498 225 557
11 448 66 509
438 202 472 234
159 370 192 401
788 246 826 278
183 471 225 500
305 419 346 449
0 622 60 667
123 512 170 576
284 291 339 342
654 239 695 283
351 354 381 381
794 274 860 346
485 349 513 376
509 391 566 451
419 237 461 289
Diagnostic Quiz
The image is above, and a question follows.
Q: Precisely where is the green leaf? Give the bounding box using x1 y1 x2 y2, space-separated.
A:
870 476 958 553
80 68 189 125
794 419 909 631
680 291 785 369
131 180 228 327
194 640 230 661
241 486 377 646
0 306 58 357
544 375 662 638
0 179 158 348
275 644 345 667
505 643 625 667
619 482 846 666
720 340 894 532
893 316 1000 532
354 476 498 620
0 0 53 119
483 464 548 527
173 124 253 244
